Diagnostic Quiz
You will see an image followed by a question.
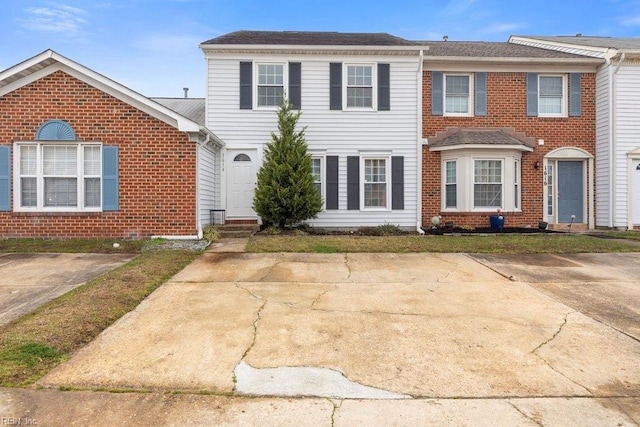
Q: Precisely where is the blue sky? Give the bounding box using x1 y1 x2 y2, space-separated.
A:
2 0 639 98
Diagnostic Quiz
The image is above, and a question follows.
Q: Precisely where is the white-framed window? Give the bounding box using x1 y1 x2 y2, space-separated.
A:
546 164 554 216
15 142 102 211
440 150 522 212
256 63 285 107
474 159 503 208
444 73 473 117
311 156 323 197
538 75 566 117
445 160 457 209
345 64 375 109
362 157 389 209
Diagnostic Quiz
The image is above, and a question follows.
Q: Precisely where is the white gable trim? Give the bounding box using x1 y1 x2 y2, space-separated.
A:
0 49 200 133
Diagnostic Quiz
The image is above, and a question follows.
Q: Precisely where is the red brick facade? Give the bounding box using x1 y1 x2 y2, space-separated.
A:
422 71 596 228
0 71 197 238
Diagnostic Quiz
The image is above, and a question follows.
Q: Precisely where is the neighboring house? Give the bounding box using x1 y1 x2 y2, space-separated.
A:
200 31 426 231
0 50 223 239
510 36 640 230
421 41 601 229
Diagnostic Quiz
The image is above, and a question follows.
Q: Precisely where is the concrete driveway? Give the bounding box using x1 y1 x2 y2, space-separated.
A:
0 253 134 326
19 250 640 425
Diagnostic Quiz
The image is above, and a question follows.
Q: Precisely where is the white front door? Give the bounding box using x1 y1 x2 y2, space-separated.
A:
633 160 640 224
226 149 257 218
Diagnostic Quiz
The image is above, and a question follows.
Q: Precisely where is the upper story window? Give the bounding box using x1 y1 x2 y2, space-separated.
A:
445 74 473 116
346 65 374 108
538 75 565 117
16 142 102 211
257 64 284 107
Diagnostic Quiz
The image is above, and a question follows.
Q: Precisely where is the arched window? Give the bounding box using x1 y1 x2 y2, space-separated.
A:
35 120 76 140
233 153 251 162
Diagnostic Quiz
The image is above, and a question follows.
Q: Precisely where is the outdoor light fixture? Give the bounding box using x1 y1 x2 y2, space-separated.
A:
534 161 540 169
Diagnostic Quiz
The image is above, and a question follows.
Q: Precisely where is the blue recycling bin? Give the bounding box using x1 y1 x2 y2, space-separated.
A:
489 215 505 231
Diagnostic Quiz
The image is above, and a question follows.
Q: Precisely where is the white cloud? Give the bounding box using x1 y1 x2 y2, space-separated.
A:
619 14 640 26
19 4 87 34
481 22 524 35
442 0 476 16
132 33 204 54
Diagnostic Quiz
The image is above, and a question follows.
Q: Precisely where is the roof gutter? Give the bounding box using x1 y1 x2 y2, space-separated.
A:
423 56 602 65
416 49 425 235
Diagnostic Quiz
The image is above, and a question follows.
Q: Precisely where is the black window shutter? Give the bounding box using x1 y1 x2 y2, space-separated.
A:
239 62 253 109
330 63 342 110
475 72 487 116
391 156 404 210
347 156 359 210
289 62 301 109
326 156 339 210
432 72 443 116
526 73 538 117
378 63 390 111
569 73 581 117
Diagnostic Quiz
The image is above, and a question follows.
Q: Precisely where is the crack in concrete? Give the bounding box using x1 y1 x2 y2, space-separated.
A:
258 257 284 282
344 254 352 280
328 398 342 427
310 286 336 309
508 400 544 427
239 301 266 363
530 311 593 396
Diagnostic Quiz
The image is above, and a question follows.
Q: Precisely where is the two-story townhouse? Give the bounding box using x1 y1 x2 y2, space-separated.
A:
200 31 426 231
421 41 601 230
510 36 640 230
0 50 223 239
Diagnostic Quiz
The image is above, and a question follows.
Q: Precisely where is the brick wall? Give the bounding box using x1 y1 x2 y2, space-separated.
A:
422 71 596 228
0 71 197 238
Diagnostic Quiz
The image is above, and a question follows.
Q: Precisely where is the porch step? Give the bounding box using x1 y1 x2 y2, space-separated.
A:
548 223 589 232
215 224 260 238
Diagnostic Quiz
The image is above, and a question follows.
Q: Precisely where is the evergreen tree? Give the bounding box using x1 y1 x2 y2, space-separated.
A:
253 100 323 229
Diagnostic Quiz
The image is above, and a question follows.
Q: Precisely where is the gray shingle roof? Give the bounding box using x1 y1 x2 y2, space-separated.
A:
152 98 205 126
201 30 422 46
429 128 536 150
423 41 590 59
514 36 640 50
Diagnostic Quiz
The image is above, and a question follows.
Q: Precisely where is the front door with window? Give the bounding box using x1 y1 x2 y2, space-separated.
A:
557 161 584 223
226 149 257 218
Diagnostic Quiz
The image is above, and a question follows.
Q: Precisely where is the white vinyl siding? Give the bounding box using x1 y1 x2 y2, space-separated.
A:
198 142 221 225
205 54 419 228
595 64 611 227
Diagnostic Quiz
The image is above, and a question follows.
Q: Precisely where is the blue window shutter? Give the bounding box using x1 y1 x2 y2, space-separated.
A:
391 156 404 210
475 72 487 116
102 146 119 211
526 73 538 117
378 63 390 111
326 156 339 210
330 63 342 110
239 61 253 109
347 156 359 210
289 62 301 109
0 147 10 211
569 73 581 117
432 72 443 116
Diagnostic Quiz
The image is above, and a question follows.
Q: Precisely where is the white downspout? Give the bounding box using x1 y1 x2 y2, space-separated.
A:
416 49 425 234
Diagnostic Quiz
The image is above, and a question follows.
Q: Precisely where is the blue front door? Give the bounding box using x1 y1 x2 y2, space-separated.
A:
557 161 584 223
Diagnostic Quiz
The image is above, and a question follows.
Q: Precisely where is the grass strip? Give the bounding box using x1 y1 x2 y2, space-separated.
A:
247 234 640 254
0 250 198 387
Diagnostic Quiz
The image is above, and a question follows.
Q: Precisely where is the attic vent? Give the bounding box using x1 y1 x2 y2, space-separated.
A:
36 120 76 140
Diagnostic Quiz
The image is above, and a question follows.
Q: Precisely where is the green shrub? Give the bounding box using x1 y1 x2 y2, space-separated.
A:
202 225 220 243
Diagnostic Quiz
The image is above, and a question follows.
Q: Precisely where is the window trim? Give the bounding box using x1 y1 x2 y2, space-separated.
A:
254 62 287 109
443 73 474 117
13 141 103 212
310 155 325 210
538 74 567 118
440 150 522 213
343 63 377 111
360 155 390 211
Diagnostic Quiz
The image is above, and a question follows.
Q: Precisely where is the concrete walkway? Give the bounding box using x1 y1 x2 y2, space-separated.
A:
2 242 639 425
